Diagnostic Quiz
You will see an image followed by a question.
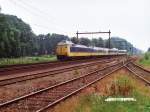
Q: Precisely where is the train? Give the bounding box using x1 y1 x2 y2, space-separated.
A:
56 40 127 60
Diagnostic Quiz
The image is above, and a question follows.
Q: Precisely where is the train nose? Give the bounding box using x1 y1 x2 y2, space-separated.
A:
56 45 68 55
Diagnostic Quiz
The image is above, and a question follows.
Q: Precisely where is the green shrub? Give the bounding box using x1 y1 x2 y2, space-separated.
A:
35 57 39 61
138 52 150 66
144 53 149 60
75 75 150 112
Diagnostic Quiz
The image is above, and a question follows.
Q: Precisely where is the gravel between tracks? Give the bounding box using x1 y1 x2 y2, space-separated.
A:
0 60 118 104
0 61 124 112
126 62 150 82
0 58 119 80
49 67 150 112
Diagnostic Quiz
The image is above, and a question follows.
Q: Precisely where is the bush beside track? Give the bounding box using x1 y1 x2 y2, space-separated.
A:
138 52 150 67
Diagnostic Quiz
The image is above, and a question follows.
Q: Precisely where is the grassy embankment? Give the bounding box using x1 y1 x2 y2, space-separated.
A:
0 55 57 67
74 75 150 112
138 52 150 67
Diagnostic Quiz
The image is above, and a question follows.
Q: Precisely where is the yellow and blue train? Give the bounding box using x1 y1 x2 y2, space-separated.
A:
56 40 127 60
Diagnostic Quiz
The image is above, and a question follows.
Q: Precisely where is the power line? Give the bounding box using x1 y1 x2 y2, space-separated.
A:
17 0 67 33
8 0 60 33
8 0 67 33
19 0 56 21
32 24 58 33
6 0 53 33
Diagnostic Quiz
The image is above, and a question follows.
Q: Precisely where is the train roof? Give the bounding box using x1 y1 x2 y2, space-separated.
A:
93 47 109 51
118 49 127 52
119 50 127 51
57 40 73 45
57 40 89 48
109 48 118 51
73 44 88 48
111 48 118 50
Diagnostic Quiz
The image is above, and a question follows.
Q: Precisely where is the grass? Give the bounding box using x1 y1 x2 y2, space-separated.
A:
74 75 150 112
0 55 57 67
138 52 150 67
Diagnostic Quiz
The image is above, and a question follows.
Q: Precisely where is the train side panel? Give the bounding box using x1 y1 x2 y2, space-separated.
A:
56 41 127 60
68 46 108 57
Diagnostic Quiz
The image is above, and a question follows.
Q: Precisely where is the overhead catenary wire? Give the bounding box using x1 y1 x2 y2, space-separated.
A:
8 0 53 31
19 0 56 22
7 0 67 34
18 0 71 35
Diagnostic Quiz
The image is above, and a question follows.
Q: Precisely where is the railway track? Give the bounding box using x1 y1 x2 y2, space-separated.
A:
0 57 120 76
0 58 120 105
0 58 103 68
125 62 150 85
0 58 118 86
0 61 127 112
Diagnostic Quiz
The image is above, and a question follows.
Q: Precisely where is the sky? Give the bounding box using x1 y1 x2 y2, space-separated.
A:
0 0 149 51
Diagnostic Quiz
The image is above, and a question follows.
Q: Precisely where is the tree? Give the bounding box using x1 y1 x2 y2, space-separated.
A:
0 13 36 57
104 39 114 48
91 38 98 47
144 53 149 60
97 37 104 47
71 37 78 44
79 37 91 46
36 33 69 55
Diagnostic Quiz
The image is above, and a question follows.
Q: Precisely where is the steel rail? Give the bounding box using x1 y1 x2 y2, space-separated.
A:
0 58 105 73
37 64 124 112
126 62 150 77
0 61 60 72
0 61 125 112
0 59 115 86
0 57 116 74
133 62 150 73
125 63 150 85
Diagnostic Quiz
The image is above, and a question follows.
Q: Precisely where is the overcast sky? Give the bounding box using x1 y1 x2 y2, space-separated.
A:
0 0 149 51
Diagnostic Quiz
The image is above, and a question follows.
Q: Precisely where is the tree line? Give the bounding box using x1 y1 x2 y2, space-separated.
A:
0 13 142 58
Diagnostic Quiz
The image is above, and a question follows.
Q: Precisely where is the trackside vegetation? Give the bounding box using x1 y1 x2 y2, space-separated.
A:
138 52 150 67
74 75 150 112
0 55 56 67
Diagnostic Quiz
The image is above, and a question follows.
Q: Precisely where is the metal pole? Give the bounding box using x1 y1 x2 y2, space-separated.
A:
76 31 78 39
131 45 133 55
76 31 79 43
108 30 111 49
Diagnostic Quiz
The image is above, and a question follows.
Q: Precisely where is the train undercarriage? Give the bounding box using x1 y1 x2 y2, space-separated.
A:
57 54 127 61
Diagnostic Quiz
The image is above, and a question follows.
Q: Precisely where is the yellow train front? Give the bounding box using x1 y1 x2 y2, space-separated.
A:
56 40 127 60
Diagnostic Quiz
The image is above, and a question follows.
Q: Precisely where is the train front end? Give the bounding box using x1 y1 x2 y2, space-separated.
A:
56 40 72 60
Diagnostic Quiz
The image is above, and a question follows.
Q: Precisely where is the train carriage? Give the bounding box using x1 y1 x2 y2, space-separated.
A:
56 40 127 60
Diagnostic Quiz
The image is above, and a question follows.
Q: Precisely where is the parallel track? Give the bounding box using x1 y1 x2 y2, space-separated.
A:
0 58 108 75
0 59 116 86
0 56 126 77
0 61 126 112
125 62 150 85
0 57 116 73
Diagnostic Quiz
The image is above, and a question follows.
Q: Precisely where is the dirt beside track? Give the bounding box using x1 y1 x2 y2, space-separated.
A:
0 60 118 103
49 68 150 112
